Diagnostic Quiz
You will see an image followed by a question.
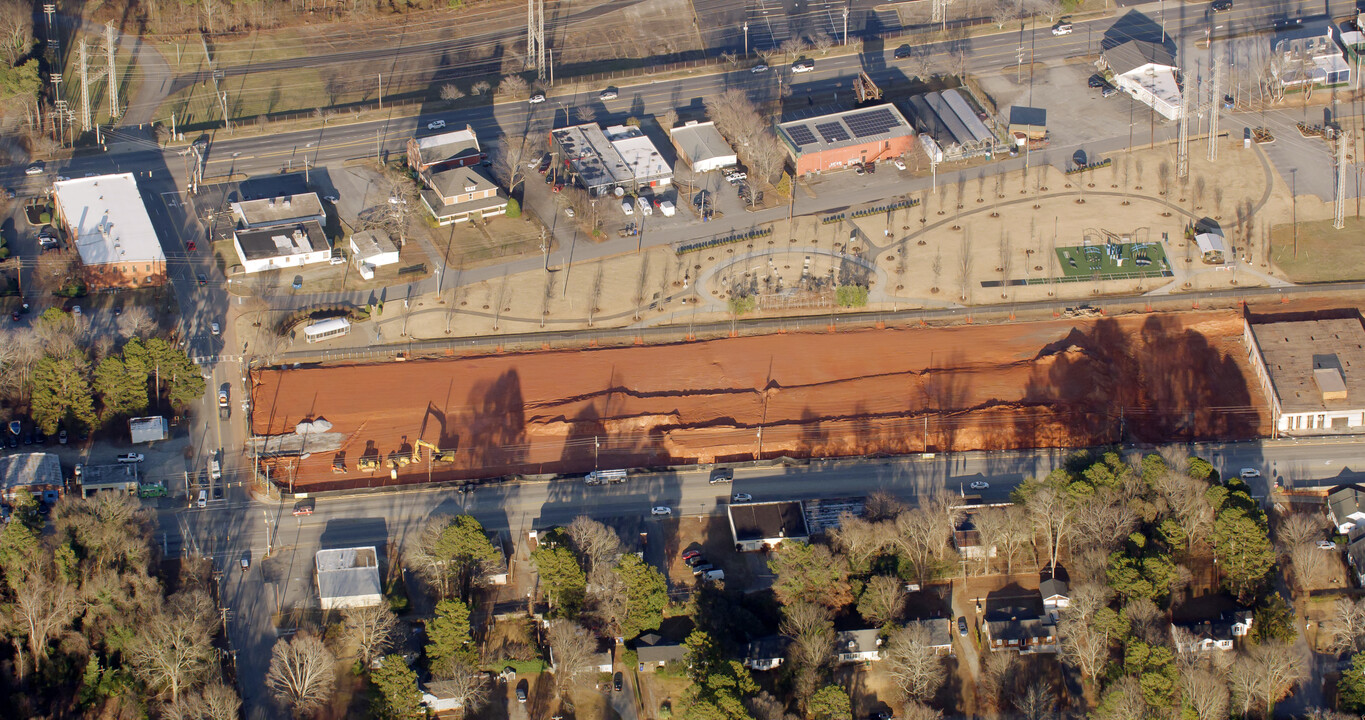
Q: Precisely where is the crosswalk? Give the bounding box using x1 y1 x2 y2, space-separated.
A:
193 355 244 365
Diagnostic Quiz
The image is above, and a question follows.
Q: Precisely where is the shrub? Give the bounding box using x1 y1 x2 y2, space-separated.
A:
505 198 522 218
728 295 757 315
835 285 868 308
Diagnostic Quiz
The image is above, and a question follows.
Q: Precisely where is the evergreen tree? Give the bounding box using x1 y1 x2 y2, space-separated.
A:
616 553 667 640
93 356 149 424
425 599 476 677
530 544 586 616
31 353 96 433
1339 653 1365 713
370 655 425 720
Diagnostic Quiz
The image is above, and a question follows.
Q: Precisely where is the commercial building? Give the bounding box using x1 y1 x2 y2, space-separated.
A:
407 125 485 174
1007 106 1048 146
727 500 810 551
1244 317 1365 436
129 416 169 444
777 104 916 175
315 546 383 609
349 229 400 278
233 221 332 274
75 463 139 498
669 120 738 174
551 122 673 194
231 192 326 230
1101 40 1182 121
1271 20 1351 88
0 453 63 505
419 165 508 225
52 174 166 289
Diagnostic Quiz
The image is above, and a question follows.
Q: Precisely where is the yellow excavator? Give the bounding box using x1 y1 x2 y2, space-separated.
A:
357 456 379 472
412 438 457 464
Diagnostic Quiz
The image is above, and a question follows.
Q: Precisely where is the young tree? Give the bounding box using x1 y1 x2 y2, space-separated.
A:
856 575 905 627
768 542 853 610
425 599 475 677
344 604 399 668
405 514 501 601
616 553 667 640
546 620 597 696
497 75 529 98
883 624 947 702
127 590 217 704
439 84 465 101
266 633 337 716
807 685 851 720
370 655 425 720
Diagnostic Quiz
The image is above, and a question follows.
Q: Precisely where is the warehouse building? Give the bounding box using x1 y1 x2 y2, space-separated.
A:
903 90 995 161
1244 317 1365 436
551 122 673 195
777 104 916 175
52 174 166 289
231 193 326 230
669 120 738 174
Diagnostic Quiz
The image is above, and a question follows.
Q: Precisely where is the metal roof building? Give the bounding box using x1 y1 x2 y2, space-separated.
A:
727 500 810 551
315 546 383 609
669 120 737 174
231 192 326 229
0 453 64 504
129 416 168 444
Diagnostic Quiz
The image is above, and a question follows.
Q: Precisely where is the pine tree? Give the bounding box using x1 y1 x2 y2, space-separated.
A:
31 354 96 433
370 655 425 720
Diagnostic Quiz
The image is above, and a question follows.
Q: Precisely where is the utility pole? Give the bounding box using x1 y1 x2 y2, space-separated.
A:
219 91 230 131
842 5 849 45
1176 68 1190 178
378 73 382 109
78 39 91 132
1335 130 1348 230
105 22 119 117
1207 61 1221 162
743 21 749 57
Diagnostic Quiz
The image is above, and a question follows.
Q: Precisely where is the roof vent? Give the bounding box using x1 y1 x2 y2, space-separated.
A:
283 198 292 209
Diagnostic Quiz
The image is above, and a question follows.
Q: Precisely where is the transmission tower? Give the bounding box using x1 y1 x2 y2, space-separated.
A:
526 0 545 82
1207 62 1222 162
1176 70 1191 179
105 22 119 117
1336 130 1349 229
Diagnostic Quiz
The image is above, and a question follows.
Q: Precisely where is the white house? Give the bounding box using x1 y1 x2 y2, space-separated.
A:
1244 318 1365 436
349 229 399 279
233 221 332 274
744 636 792 671
1101 40 1182 121
1171 611 1253 653
834 629 884 663
315 547 383 609
1329 485 1365 534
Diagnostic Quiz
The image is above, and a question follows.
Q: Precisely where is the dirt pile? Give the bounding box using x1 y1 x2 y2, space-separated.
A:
250 311 1266 491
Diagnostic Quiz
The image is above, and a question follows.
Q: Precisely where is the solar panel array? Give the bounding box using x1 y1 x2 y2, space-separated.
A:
844 108 900 139
815 122 850 144
785 125 817 147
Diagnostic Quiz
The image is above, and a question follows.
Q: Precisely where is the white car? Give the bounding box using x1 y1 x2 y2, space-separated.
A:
116 453 145 464
1239 468 1262 480
72 305 81 315
329 255 346 265
637 197 654 216
893 159 906 171
528 93 546 104
1052 22 1073 35
621 200 634 215
427 120 446 130
751 64 768 73
791 60 814 73
323 194 338 202
210 321 220 335
732 493 753 503
564 207 575 218
969 481 990 490
24 165 43 176
650 506 673 516
1317 540 1338 550
599 89 618 101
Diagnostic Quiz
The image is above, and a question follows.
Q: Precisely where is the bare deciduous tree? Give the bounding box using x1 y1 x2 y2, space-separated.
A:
440 84 465 101
567 516 622 573
1015 679 1054 720
0 0 33 66
1330 597 1365 653
1093 676 1144 720
811 33 835 56
1072 489 1138 555
864 490 906 521
893 494 963 588
1279 512 1330 591
829 513 890 571
705 89 787 186
428 662 491 714
266 633 337 716
1178 660 1230 720
883 624 947 702
470 80 491 96
900 702 943 720
546 620 596 699
573 105 596 124
973 505 1035 573
128 590 217 704
343 604 399 668
8 561 84 679
856 575 905 627
1058 613 1114 684
1229 640 1305 717
1023 483 1073 574
497 75 529 99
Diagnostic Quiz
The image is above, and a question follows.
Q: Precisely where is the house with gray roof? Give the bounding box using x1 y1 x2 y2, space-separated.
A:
635 633 686 671
834 629 884 663
905 618 954 655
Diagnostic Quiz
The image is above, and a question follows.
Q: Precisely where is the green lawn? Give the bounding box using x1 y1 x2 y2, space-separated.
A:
1270 216 1365 283
1054 241 1171 280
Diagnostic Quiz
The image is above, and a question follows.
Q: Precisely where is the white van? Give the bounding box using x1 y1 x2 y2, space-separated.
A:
197 489 207 508
210 459 222 481
703 569 725 581
585 469 627 485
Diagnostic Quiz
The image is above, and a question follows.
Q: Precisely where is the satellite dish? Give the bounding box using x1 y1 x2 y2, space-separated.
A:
614 187 625 197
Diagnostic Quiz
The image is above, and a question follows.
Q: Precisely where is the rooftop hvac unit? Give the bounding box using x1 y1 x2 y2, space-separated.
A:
283 198 292 208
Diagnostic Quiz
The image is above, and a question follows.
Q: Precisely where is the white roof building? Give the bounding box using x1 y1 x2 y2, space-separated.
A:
605 125 673 188
315 546 383 609
233 221 332 274
1102 40 1182 121
349 230 399 270
231 192 326 229
51 174 166 288
669 120 737 174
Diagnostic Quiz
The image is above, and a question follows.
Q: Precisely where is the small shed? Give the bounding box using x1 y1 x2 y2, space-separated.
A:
129 416 168 444
1007 106 1048 142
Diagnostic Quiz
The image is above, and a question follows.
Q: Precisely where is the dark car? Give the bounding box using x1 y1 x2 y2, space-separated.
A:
34 429 45 444
685 555 707 567
709 468 733 484
213 485 223 499
1088 74 1106 89
197 273 207 286
515 679 528 703
9 312 18 322
3 188 15 199
613 672 623 691
957 617 969 636
692 563 714 576
21 429 31 445
893 45 912 59
5 433 16 449
1211 0 1232 11
57 426 67 444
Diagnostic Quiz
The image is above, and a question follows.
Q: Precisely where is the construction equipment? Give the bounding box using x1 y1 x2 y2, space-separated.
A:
333 421 369 474
413 438 457 464
387 449 412 470
357 456 379 472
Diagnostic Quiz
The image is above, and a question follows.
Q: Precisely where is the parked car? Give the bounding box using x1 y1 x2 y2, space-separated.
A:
600 88 618 101
636 196 653 216
197 489 207 508
116 453 144 464
4 188 15 199
893 159 906 171
186 239 196 251
650 506 672 516
564 207 575 218
1102 85 1119 98
613 672 623 692
685 554 707 567
691 563 714 576
621 200 634 216
515 680 528 702
210 321 220 335
292 498 316 516
292 276 303 290
969 481 990 490
197 273 207 286
1088 74 1107 89
1317 540 1338 550
682 549 702 561
427 119 446 130
709 468 733 484
58 427 67 444
24 165 43 176
528 93 546 104
659 200 676 216
958 617 969 636
791 60 814 73
1051 22 1073 35
732 493 753 503
329 255 346 265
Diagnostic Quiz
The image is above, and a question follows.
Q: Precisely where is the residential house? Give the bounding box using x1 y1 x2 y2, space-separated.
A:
1100 40 1182 120
1271 19 1351 88
1040 578 1070 612
1328 484 1365 533
982 585 1056 653
590 648 614 674
636 633 686 672
1171 611 1253 653
419 165 509 225
905 618 954 656
1348 536 1365 586
834 629 884 663
744 636 793 671
953 514 997 561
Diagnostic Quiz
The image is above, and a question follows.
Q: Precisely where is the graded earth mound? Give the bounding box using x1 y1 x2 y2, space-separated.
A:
250 311 1266 491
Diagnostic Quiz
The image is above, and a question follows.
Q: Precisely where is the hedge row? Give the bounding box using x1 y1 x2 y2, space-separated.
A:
676 227 773 255
851 198 919 219
821 213 846 225
1066 158 1112 175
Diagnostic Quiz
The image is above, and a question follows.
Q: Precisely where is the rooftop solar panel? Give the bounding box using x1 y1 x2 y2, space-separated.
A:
844 108 900 139
785 125 817 146
815 122 850 144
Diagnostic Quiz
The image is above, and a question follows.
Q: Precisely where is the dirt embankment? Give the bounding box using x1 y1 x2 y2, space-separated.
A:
250 311 1266 491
